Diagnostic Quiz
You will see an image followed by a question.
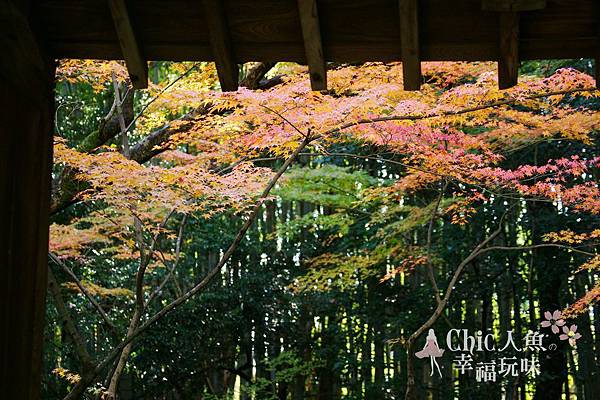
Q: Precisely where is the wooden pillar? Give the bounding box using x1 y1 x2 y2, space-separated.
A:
297 0 327 91
482 0 546 89
399 0 422 90
0 2 55 399
497 11 519 89
108 0 148 89
203 0 239 91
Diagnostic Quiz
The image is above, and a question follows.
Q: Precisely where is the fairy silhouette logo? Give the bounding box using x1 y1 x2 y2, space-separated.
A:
415 310 581 382
415 329 444 377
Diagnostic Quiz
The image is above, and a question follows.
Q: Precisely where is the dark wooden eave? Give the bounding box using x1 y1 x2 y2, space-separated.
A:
32 0 598 90
34 0 596 62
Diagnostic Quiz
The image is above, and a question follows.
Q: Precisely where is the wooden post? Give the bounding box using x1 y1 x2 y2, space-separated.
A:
203 0 239 91
0 2 55 399
482 0 547 89
297 0 327 91
108 0 148 89
498 11 519 89
399 0 422 90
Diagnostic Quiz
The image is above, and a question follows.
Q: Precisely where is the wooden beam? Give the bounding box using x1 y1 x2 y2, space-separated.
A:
498 11 519 89
482 0 546 11
0 3 54 399
108 0 148 89
484 0 546 89
297 0 327 91
399 0 422 90
203 0 239 91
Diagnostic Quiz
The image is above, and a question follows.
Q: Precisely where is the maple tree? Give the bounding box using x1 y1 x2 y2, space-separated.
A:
46 59 600 400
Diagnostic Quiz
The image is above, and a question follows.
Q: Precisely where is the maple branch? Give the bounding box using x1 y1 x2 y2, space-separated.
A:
260 104 308 139
147 214 188 305
63 135 313 400
112 72 130 158
125 61 276 136
47 266 94 371
478 243 596 258
51 63 282 217
239 62 276 89
51 86 134 215
426 181 447 305
124 63 200 135
48 252 118 336
134 209 176 312
307 151 560 204
104 209 177 398
325 87 598 136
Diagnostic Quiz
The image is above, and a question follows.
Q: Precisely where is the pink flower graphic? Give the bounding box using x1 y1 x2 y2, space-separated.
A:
541 310 565 334
559 325 581 346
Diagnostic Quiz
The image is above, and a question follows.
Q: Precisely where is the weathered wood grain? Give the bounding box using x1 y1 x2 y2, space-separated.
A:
108 0 148 88
0 2 54 399
399 0 421 90
297 0 327 91
498 11 519 89
203 0 239 91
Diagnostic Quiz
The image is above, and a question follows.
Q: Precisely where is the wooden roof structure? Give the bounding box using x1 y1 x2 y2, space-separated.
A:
1 1 599 399
35 0 600 90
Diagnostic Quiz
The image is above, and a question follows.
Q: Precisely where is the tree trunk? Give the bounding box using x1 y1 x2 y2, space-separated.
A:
106 308 141 399
574 274 598 400
530 202 568 400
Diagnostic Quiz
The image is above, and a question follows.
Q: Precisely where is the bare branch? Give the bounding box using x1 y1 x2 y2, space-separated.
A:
112 71 129 158
146 214 188 306
48 252 118 336
425 181 447 305
47 266 94 371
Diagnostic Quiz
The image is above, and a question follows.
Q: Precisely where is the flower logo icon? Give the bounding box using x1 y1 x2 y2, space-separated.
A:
540 310 565 334
559 325 581 346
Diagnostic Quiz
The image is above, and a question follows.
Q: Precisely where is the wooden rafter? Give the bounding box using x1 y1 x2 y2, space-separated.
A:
35 1 598 65
483 0 547 89
297 0 327 91
108 0 148 89
498 11 519 89
399 0 422 91
202 0 238 92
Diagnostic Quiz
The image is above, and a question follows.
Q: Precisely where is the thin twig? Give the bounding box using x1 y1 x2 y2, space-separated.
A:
124 63 200 134
48 252 118 336
146 214 188 306
112 72 129 158
425 181 447 305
